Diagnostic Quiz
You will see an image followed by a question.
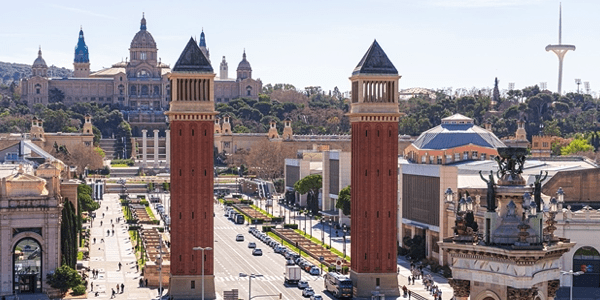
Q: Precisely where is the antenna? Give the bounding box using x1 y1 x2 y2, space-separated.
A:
559 3 562 44
540 82 547 91
508 83 515 90
584 82 590 94
575 78 582 93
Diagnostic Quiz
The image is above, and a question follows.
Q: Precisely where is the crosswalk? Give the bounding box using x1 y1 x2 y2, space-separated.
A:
215 274 320 282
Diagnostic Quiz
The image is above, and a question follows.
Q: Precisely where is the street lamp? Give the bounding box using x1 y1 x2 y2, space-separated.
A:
342 224 348 258
239 273 263 300
557 187 565 209
156 236 164 298
561 270 584 300
320 218 324 245
444 187 454 204
192 246 213 300
308 212 312 238
328 218 333 248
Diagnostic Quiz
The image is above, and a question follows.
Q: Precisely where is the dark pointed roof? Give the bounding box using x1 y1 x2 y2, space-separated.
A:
352 40 397 75
199 29 206 47
74 27 89 63
172 37 213 73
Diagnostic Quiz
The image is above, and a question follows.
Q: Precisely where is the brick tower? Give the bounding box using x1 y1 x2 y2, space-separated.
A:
166 37 217 299
349 40 401 297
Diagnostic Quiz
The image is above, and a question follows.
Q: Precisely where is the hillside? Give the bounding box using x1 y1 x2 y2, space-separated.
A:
0 61 72 85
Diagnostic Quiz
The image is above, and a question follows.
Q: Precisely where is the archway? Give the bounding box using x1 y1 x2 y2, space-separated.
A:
13 238 43 294
573 246 600 287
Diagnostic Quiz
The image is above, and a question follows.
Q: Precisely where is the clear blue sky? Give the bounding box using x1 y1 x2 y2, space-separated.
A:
1 0 598 95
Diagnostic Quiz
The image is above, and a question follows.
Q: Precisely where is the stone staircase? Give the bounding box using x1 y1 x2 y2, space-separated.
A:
99 138 117 159
110 167 140 178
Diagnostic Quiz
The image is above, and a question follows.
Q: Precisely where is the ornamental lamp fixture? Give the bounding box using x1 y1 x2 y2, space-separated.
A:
458 196 467 213
557 187 565 203
550 197 558 213
466 196 473 212
529 199 537 216
445 187 454 203
523 192 532 208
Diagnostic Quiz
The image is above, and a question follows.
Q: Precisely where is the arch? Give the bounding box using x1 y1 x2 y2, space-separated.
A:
474 290 501 300
13 235 43 294
141 85 149 96
573 246 600 287
246 86 252 96
130 85 137 95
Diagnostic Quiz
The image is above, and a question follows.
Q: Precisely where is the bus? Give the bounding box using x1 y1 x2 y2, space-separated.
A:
324 272 353 298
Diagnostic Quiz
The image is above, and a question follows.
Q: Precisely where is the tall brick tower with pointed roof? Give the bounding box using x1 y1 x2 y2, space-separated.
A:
349 40 401 297
166 37 216 299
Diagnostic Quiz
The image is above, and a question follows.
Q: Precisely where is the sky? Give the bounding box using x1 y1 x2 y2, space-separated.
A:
1 0 599 95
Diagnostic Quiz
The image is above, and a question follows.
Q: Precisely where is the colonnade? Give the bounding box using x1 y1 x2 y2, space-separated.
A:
141 129 170 169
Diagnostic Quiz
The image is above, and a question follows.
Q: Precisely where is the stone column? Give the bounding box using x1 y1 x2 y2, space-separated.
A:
449 279 470 300
547 280 560 300
165 129 170 169
142 129 147 168
153 129 159 168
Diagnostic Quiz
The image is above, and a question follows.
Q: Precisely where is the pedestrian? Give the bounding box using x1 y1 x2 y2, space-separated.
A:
112 224 114 229
116 283 119 293
408 290 412 300
111 288 115 298
111 219 113 224
112 229 115 236
145 278 148 287
121 283 124 293
136 264 139 272
139 278 143 287
93 237 96 244
397 266 400 274
102 213 105 218
107 206 109 211
408 275 411 284
91 281 93 291
101 238 104 243
107 229 110 236
118 262 122 271
100 221 103 226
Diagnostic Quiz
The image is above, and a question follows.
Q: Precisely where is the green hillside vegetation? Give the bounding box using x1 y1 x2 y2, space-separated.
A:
0 61 72 85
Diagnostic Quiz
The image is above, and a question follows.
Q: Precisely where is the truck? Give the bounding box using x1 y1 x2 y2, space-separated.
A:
284 265 301 285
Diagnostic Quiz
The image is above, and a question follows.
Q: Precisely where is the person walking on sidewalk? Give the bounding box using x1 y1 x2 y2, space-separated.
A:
118 262 122 271
121 283 124 293
111 288 115 298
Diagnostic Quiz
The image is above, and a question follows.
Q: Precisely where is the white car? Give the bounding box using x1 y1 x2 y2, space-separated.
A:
302 287 315 297
310 295 322 300
235 234 244 241
248 242 256 248
297 280 309 289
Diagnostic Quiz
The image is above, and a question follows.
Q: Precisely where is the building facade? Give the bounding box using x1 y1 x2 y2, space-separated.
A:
166 37 216 299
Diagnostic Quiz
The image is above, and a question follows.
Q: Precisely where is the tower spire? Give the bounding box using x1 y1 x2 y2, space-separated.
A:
559 3 562 44
140 12 147 30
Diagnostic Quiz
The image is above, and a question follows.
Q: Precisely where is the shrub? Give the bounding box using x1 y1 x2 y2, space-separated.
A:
140 200 149 206
111 159 135 166
442 265 452 278
284 224 298 229
342 266 349 274
46 265 82 296
241 200 253 205
270 217 283 223
157 227 165 233
223 200 234 206
71 284 86 296
262 225 274 232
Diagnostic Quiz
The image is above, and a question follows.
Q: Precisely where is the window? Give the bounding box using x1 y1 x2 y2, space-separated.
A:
224 142 230 148
472 151 478 159
543 142 549 148
437 156 442 164
481 153 487 160
141 52 147 60
191 280 195 289
455 153 460 161
421 156 426 163
463 152 469 160
429 156 434 164
119 84 124 95
376 278 380 287
446 155 452 163
35 84 41 94
246 86 252 96
533 142 539 147
154 86 160 95
141 85 149 95
130 86 137 95
91 97 96 101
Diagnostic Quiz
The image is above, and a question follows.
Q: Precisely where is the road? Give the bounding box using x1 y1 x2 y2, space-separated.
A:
213 204 325 299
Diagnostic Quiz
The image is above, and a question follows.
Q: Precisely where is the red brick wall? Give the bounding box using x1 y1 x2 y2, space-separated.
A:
351 121 398 274
170 120 214 276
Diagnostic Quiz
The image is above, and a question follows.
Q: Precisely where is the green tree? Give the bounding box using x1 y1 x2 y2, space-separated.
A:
78 184 99 212
60 199 77 268
561 138 594 155
233 124 251 133
294 174 322 215
492 77 500 105
46 265 83 297
335 185 351 216
48 87 65 103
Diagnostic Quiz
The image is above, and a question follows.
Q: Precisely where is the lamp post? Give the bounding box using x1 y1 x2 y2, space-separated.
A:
156 236 164 298
561 270 584 300
192 246 213 300
239 273 263 300
304 210 307 235
308 213 312 238
557 187 565 210
320 218 324 245
328 218 333 248
342 224 347 258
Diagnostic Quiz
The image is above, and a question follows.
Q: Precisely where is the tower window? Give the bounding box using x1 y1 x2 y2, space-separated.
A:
192 129 194 136
192 212 194 219
191 281 195 289
365 130 368 137
179 170 182 176
204 170 207 176
365 253 367 260
377 211 379 218
179 212 182 219
179 130 182 136
141 52 147 60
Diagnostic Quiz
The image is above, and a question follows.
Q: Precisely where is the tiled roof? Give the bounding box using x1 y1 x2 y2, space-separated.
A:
352 40 398 75
173 37 213 73
412 122 506 150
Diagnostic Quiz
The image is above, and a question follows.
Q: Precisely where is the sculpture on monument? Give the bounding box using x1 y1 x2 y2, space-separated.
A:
533 171 548 208
479 170 496 212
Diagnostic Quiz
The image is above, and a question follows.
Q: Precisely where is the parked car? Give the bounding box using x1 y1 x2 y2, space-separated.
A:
302 287 315 297
252 248 263 256
310 295 322 300
286 259 295 266
248 242 256 248
304 264 315 272
236 234 244 241
297 280 309 289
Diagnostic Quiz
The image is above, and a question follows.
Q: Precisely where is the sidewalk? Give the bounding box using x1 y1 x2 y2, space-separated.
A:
86 193 159 299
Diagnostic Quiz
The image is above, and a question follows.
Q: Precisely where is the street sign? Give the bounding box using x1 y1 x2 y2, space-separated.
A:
336 257 343 271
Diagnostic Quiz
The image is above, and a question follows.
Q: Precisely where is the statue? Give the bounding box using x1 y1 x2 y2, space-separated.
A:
479 170 496 212
533 171 548 208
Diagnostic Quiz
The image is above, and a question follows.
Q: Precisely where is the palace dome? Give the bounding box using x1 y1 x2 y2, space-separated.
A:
237 51 251 71
33 48 47 68
130 14 156 49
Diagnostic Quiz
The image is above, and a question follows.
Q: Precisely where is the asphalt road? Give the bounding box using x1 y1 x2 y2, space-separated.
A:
213 204 326 300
